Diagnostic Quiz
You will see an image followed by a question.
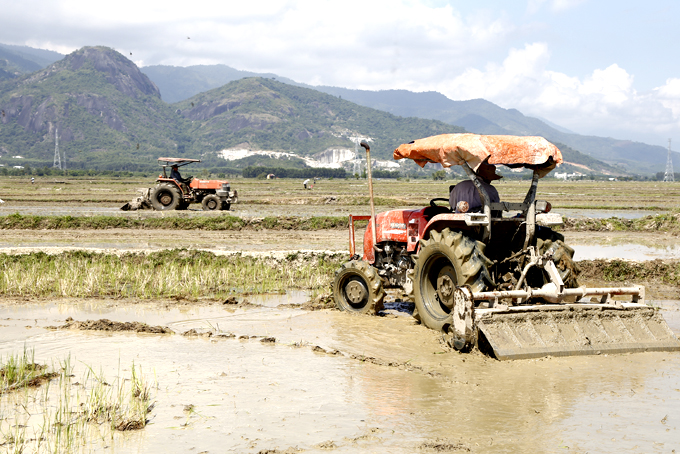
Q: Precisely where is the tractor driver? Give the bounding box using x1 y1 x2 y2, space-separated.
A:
449 159 502 213
170 165 191 193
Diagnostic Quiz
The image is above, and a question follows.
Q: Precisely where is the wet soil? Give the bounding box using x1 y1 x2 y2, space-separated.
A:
2 190 680 452
0 228 350 253
0 296 678 453
3 226 680 259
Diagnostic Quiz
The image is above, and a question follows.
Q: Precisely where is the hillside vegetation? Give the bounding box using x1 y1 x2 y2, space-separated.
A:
0 45 621 173
0 47 185 170
175 77 465 159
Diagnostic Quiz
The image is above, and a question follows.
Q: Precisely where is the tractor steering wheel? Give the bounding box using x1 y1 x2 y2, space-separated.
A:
429 198 450 208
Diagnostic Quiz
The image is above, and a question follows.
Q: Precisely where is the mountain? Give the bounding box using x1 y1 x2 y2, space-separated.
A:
0 46 184 170
142 64 298 103
0 44 64 80
144 64 678 174
307 87 678 174
0 46 626 175
173 77 465 160
0 47 466 170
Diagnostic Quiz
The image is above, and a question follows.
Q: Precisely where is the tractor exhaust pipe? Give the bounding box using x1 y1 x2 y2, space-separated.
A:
360 140 378 249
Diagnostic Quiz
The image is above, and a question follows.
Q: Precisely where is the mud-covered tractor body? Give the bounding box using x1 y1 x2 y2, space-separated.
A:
121 157 238 211
335 134 680 360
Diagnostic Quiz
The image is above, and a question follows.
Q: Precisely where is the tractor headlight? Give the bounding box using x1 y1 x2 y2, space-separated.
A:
536 200 552 213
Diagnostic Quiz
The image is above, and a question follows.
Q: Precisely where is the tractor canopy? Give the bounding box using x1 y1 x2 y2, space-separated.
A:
157 157 201 167
393 134 562 178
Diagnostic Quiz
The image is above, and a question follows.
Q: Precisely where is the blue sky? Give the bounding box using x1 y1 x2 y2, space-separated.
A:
2 0 680 147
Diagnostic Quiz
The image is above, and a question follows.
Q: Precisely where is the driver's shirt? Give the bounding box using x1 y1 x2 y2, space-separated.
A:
449 179 499 212
170 168 182 182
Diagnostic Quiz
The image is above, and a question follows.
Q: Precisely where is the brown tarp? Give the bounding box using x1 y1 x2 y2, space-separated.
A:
393 134 563 177
158 157 201 163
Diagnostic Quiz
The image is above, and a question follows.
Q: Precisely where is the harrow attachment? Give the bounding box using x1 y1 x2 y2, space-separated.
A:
451 285 680 360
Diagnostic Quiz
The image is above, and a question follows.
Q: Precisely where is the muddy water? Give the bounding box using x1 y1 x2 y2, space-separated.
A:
1 296 679 453
566 231 680 261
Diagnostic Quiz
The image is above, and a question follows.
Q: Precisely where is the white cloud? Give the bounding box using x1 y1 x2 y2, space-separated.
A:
527 0 588 14
430 41 680 143
550 0 588 12
1 0 678 145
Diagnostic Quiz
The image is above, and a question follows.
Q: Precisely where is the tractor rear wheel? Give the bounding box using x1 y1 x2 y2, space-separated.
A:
201 194 220 211
150 184 181 211
413 228 493 331
333 260 385 315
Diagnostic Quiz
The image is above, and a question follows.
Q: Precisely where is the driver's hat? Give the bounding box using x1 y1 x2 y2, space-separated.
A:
476 159 503 181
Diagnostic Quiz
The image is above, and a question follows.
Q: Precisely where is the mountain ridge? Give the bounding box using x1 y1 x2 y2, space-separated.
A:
0 45 656 175
141 63 679 173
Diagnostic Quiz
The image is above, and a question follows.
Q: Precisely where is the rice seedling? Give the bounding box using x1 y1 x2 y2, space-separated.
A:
0 352 155 453
0 250 345 299
0 348 58 395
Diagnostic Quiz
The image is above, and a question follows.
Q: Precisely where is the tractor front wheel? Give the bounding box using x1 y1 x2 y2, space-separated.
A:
333 260 385 315
150 184 181 211
413 228 492 331
201 194 221 211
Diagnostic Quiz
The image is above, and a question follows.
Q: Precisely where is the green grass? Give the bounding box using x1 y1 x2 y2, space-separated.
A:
0 249 345 299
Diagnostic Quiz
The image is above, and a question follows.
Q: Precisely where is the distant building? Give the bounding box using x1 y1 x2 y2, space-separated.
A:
554 172 585 180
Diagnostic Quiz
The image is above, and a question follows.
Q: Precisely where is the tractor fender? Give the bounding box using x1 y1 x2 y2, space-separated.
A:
417 213 473 250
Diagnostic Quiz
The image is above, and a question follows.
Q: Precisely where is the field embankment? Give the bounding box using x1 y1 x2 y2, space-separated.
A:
563 212 680 235
1 212 679 234
0 213 350 230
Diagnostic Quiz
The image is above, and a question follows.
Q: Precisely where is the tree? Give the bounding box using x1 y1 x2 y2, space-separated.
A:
432 170 446 180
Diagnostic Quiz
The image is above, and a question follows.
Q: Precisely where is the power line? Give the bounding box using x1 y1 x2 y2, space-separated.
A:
663 138 675 182
53 127 61 170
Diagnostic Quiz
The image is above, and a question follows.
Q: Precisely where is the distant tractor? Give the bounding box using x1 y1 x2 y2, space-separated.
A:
121 157 238 211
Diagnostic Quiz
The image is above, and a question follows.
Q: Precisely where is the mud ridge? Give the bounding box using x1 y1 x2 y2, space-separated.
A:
418 439 471 452
563 213 680 234
48 317 173 333
579 258 680 284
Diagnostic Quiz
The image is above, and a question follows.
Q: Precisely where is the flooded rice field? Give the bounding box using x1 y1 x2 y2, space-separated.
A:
2 178 680 452
1 295 679 453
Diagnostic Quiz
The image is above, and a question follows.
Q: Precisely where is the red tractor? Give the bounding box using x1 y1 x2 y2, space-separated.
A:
122 157 238 211
333 134 679 360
